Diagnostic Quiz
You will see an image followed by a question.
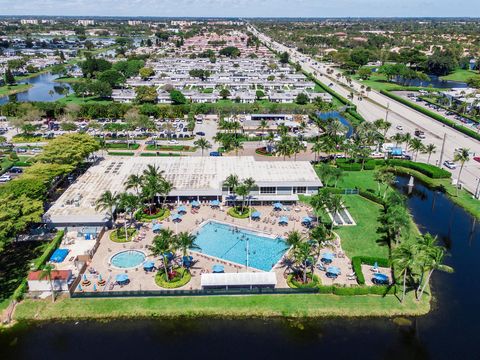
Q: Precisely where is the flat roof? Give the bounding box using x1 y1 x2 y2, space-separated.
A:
45 156 322 224
201 272 277 287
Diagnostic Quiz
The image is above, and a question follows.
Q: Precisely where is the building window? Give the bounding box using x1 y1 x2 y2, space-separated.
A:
260 187 276 194
294 187 307 194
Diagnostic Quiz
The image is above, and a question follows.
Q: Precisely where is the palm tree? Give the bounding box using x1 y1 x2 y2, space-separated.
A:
325 118 347 138
453 148 470 195
408 138 425 161
150 229 175 282
392 242 418 303
310 224 328 257
290 137 306 161
235 183 249 213
294 241 313 284
243 177 256 213
193 137 212 156
124 174 143 196
224 174 239 201
311 138 323 162
276 135 292 160
95 190 118 224
257 119 269 135
382 205 411 246
176 231 200 257
232 137 243 156
391 133 404 148
284 230 304 252
328 195 344 231
117 192 140 241
417 240 453 301
39 264 56 303
159 179 173 210
423 143 436 164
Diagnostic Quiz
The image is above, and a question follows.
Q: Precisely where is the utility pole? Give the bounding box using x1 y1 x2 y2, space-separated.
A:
385 102 390 122
438 133 447 166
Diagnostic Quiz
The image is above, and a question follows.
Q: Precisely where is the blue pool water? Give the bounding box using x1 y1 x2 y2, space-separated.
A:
194 221 286 271
111 250 146 268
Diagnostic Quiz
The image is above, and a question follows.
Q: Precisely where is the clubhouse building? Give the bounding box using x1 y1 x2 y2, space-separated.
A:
44 156 322 227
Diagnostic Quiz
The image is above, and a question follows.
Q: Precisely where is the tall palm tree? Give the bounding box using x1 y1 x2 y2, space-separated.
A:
382 205 411 246
310 224 328 257
224 174 239 197
124 174 143 196
417 243 453 301
117 192 140 241
176 231 200 257
409 138 425 161
392 242 418 303
193 137 212 156
95 190 118 224
284 230 304 252
328 194 344 231
257 119 269 135
232 137 243 156
235 183 249 213
159 179 173 210
453 148 470 195
243 177 256 213
39 264 56 303
290 137 306 161
294 241 313 283
149 229 175 282
276 135 292 160
391 133 404 148
423 143 436 164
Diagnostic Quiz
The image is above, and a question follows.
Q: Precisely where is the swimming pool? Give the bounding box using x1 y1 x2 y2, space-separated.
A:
194 221 286 271
111 250 146 269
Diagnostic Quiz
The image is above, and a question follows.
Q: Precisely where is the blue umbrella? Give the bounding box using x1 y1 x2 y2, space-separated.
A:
302 216 313 223
93 284 97 291
327 266 341 276
373 261 378 270
143 261 155 269
210 200 220 206
273 202 283 209
212 264 225 273
373 273 389 282
321 252 334 261
77 284 82 292
116 274 129 283
177 205 187 214
152 223 162 232
279 216 288 224
83 274 87 281
251 211 261 218
171 213 183 222
191 200 200 207
98 274 102 282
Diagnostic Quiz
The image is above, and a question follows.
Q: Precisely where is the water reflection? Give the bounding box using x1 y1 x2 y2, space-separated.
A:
0 73 72 104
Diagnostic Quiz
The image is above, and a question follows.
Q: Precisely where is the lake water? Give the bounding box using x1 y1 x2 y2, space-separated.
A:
0 73 72 104
0 175 478 360
394 75 468 89
316 111 354 138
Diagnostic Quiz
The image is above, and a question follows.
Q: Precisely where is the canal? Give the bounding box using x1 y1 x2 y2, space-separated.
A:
0 175 478 360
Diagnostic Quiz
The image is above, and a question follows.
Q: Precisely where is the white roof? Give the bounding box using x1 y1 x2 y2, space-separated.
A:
201 272 277 287
45 156 321 224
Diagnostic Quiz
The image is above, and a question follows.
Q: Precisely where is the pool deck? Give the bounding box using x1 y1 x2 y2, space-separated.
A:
75 203 389 293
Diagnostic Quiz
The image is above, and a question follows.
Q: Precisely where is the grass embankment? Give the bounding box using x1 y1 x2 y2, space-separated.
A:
14 291 430 320
0 84 32 97
54 77 83 84
353 72 444 92
439 68 480 82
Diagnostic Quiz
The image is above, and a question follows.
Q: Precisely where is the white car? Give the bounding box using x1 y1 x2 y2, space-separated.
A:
443 160 457 170
0 174 11 183
396 125 403 131
168 140 179 145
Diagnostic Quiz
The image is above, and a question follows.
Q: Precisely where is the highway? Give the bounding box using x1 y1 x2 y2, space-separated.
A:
250 25 480 197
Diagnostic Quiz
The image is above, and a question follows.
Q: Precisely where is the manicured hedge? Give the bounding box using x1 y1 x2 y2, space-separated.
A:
380 90 480 142
155 267 191 289
106 143 140 150
359 190 385 206
13 161 31 167
315 284 397 296
135 208 170 222
379 159 451 179
336 159 376 171
304 71 350 105
352 256 391 285
287 273 321 289
107 151 135 156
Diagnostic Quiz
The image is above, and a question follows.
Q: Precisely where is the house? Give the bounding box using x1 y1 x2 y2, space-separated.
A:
27 269 73 293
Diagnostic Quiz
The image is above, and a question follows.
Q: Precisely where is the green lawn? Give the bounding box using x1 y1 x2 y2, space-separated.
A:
54 77 84 84
0 84 32 97
336 195 389 259
13 291 430 320
56 93 113 105
353 72 445 92
440 68 480 82
1 157 13 171
338 170 383 193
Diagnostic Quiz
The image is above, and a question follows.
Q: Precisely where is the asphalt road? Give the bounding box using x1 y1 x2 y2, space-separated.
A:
250 25 480 197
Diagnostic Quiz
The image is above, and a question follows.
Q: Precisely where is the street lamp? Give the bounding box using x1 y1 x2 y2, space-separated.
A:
475 178 480 199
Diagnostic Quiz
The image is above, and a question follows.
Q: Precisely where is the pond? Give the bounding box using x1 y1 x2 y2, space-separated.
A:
316 111 354 138
0 73 72 104
0 175 478 359
393 74 468 89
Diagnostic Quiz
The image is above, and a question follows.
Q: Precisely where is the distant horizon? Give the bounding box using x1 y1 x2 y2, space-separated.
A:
0 0 479 18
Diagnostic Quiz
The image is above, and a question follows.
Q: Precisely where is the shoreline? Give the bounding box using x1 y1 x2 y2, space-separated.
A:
9 293 431 324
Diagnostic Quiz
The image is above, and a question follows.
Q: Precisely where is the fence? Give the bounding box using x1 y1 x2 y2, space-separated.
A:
71 287 319 298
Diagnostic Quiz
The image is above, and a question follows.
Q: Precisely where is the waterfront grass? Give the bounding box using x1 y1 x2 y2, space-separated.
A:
0 84 32 97
440 68 479 82
353 72 444 92
13 291 430 319
336 195 389 259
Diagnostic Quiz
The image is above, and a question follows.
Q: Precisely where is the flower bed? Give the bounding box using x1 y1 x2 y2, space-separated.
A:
109 228 138 243
135 208 170 222
155 267 192 289
255 147 274 156
227 207 254 219
287 272 321 289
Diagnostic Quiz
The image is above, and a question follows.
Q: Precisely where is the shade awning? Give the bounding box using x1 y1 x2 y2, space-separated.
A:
279 216 289 223
152 223 162 232
302 216 312 223
251 211 261 218
143 261 155 269
327 266 340 275
115 274 129 282
322 252 334 261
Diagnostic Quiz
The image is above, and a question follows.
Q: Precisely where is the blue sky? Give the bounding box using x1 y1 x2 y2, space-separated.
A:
0 0 479 17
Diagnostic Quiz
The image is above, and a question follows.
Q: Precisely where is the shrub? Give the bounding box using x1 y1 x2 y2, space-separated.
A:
351 256 390 285
333 286 370 296
382 159 451 179
286 273 321 289
105 143 140 150
135 208 170 222
107 151 135 156
109 228 137 242
32 230 65 270
227 207 254 219
317 285 334 294
13 161 31 167
155 267 191 289
358 190 385 206
380 90 480 142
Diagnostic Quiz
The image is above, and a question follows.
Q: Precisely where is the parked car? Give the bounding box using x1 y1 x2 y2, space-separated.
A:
0 174 11 183
414 129 426 139
168 140 179 145
209 151 222 157
443 160 457 169
196 131 205 136
8 167 23 174
396 125 403 131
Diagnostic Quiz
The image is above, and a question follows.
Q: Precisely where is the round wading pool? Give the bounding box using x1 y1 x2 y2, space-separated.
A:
110 250 146 269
